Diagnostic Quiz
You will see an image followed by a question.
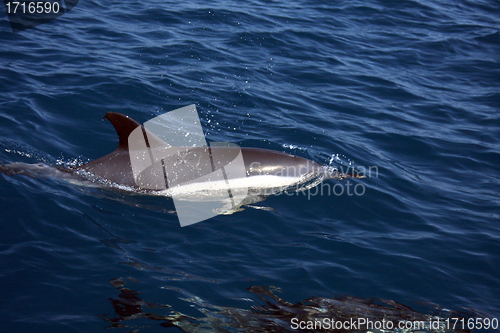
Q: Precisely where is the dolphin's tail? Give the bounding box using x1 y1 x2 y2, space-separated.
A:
0 162 49 178
0 163 26 176
0 162 66 179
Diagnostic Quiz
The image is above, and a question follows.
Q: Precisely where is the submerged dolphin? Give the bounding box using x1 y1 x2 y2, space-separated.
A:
104 282 478 333
0 112 363 221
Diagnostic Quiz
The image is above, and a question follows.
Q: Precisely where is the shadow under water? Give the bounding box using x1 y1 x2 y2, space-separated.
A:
101 279 481 332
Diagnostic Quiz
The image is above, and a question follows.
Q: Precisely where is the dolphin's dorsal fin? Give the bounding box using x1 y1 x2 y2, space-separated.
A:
103 112 141 150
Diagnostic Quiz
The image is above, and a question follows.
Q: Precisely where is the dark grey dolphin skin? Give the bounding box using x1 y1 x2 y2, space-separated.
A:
0 112 363 189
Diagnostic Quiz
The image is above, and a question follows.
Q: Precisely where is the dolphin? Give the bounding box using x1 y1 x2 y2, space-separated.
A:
73 112 362 190
0 112 363 217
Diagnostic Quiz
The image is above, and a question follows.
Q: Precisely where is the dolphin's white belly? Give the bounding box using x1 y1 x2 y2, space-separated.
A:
161 175 305 197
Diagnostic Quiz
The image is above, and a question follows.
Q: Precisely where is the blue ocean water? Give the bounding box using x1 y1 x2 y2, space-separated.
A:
1 0 499 332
